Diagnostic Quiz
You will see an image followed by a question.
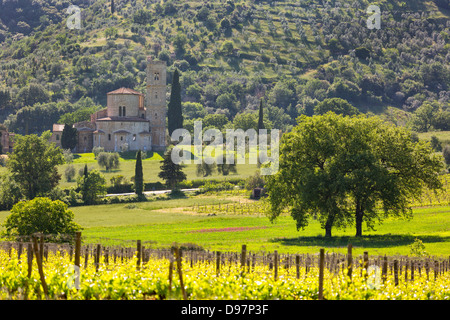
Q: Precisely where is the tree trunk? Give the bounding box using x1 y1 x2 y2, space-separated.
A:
325 212 335 238
355 205 364 237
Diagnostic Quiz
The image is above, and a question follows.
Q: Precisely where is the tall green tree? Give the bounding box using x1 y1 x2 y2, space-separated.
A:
158 146 186 190
61 123 78 150
134 150 144 196
168 69 183 137
266 113 444 237
258 99 265 131
111 0 115 14
7 134 64 200
77 169 107 205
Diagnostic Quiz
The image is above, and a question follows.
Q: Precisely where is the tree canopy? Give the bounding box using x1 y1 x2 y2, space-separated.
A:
7 134 64 200
158 145 186 190
1 197 81 242
266 113 444 237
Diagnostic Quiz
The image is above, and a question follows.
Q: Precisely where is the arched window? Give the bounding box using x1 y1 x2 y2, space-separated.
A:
123 107 126 117
154 72 159 81
108 134 111 141
119 106 122 117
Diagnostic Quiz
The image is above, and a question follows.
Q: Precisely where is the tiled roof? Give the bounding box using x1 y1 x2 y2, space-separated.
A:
107 87 144 95
96 116 149 122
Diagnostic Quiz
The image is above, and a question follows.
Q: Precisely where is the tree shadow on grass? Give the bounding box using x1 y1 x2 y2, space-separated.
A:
270 234 450 249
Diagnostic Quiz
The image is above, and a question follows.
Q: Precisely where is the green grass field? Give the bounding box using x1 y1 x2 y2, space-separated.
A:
58 151 259 189
2 191 448 257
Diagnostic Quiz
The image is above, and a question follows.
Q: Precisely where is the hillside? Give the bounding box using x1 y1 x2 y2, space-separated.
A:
0 0 449 135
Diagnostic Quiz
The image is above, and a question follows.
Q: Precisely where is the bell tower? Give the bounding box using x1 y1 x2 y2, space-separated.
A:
146 57 167 151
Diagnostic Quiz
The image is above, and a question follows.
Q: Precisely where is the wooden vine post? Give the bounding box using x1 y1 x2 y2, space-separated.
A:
216 251 221 276
274 250 278 281
318 249 325 300
168 247 174 294
136 240 142 271
347 244 353 280
240 245 247 273
363 251 369 280
74 232 81 269
174 246 187 300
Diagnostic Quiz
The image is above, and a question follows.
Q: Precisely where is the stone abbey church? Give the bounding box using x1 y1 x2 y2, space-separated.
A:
50 58 167 152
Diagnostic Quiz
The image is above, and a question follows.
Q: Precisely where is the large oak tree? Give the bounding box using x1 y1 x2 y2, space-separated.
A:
266 113 443 237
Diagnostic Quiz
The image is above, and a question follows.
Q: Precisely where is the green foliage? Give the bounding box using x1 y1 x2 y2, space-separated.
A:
77 169 107 205
134 150 144 196
97 152 120 171
314 98 359 116
245 171 265 190
16 83 49 108
7 134 64 199
199 181 235 193
443 145 450 167
61 124 78 150
158 146 186 190
62 149 73 163
430 136 442 152
133 9 152 25
1 197 82 241
409 102 439 132
168 69 183 137
65 165 76 182
182 102 206 120
0 172 24 211
104 27 118 40
409 238 428 257
92 146 105 158
216 153 237 176
266 114 444 238
196 158 216 177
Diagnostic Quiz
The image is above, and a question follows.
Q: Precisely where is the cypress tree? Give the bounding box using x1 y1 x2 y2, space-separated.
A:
258 99 265 131
61 123 78 150
134 150 144 196
257 99 265 168
167 69 183 137
111 0 115 14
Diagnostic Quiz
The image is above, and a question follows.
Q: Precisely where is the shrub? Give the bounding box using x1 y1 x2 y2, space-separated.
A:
65 164 76 182
63 149 73 163
443 145 450 167
97 152 120 171
92 146 104 158
200 181 234 193
245 171 265 190
1 197 82 242
430 136 442 152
